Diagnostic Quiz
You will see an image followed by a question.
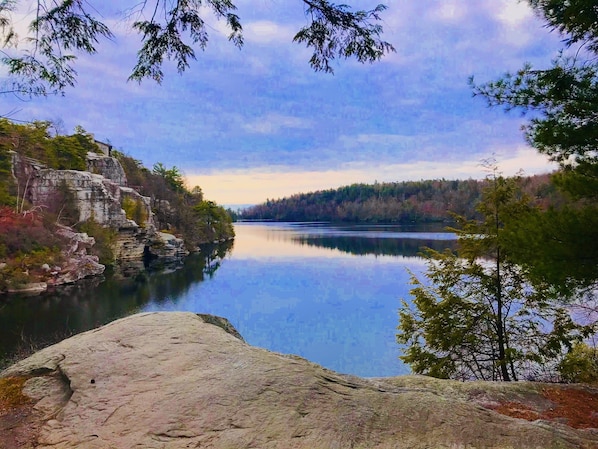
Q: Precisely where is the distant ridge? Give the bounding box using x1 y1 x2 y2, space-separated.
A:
240 174 561 223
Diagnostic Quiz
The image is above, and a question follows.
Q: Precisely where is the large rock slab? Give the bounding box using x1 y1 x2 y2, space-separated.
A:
1 312 596 449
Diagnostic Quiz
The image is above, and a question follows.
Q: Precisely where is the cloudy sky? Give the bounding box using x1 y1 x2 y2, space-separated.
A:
1 1 564 205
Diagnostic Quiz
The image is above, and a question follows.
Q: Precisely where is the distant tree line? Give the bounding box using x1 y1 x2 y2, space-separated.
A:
240 175 564 223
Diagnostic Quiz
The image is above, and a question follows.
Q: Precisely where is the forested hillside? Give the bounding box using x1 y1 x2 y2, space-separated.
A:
0 119 233 292
240 175 562 223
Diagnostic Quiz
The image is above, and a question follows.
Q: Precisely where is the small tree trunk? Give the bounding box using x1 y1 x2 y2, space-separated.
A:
495 248 511 381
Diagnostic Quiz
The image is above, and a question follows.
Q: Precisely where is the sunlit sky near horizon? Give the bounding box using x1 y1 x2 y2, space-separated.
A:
1 1 564 206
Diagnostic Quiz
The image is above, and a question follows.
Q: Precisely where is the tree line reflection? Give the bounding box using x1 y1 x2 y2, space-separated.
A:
0 241 233 366
291 235 456 258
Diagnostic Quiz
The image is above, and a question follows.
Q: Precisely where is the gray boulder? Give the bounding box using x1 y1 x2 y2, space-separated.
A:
1 312 596 449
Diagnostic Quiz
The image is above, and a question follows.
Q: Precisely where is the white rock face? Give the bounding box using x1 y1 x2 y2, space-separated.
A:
50 226 105 284
85 152 127 187
28 169 130 227
16 151 154 230
1 312 594 449
15 152 167 265
8 153 199 282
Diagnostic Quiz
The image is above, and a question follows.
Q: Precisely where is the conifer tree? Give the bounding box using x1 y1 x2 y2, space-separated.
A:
397 170 591 381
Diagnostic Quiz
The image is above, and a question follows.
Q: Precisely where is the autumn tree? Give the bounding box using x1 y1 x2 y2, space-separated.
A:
0 0 394 97
397 172 591 381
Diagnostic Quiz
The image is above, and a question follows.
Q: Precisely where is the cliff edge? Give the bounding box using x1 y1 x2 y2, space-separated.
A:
1 312 597 449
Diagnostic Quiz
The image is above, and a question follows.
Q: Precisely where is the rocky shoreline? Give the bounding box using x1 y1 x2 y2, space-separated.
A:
2 149 225 294
1 312 596 449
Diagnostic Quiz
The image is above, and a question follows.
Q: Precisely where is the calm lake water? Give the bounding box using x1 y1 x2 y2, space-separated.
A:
0 222 456 377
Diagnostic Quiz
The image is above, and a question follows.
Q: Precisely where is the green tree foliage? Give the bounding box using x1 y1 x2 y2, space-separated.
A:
115 152 234 247
0 146 16 207
503 204 598 295
1 1 394 96
397 174 592 381
0 119 96 172
558 342 598 384
122 196 149 227
241 175 562 223
469 2 598 173
193 200 234 243
293 2 394 73
470 0 598 294
527 1 598 54
152 162 185 193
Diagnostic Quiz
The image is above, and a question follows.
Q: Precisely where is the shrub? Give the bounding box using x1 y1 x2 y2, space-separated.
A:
559 343 598 384
77 218 117 265
122 196 148 227
0 207 63 256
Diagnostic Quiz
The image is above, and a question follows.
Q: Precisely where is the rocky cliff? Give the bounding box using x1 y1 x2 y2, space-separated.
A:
1 312 596 449
13 150 154 230
9 151 188 287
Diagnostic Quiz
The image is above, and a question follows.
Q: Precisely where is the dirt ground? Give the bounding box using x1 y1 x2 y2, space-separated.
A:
0 376 41 449
489 385 598 429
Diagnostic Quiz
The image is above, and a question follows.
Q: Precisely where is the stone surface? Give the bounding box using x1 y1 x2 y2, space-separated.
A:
10 152 192 271
12 150 155 231
5 282 47 294
28 168 128 227
85 152 127 187
50 227 105 285
147 231 189 261
2 312 596 449
111 227 151 262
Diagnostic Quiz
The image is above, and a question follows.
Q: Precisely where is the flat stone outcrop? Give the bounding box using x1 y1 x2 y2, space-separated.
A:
147 231 189 261
1 312 596 449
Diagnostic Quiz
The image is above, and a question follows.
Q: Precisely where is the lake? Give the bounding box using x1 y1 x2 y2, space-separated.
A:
0 222 456 377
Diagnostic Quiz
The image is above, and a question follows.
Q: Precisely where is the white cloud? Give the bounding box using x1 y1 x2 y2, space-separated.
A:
495 0 534 28
487 0 538 49
244 20 295 44
242 113 313 134
429 1 469 23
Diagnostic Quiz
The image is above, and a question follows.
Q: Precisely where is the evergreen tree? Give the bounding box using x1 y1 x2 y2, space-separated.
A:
397 172 591 381
470 0 598 294
0 1 394 97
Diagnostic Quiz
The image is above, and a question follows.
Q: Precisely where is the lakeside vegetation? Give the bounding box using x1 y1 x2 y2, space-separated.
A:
0 119 234 291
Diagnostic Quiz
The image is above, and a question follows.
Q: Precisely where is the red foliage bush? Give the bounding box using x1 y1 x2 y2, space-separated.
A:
0 207 62 257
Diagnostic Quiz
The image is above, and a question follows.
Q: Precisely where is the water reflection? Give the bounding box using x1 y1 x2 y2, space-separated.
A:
232 222 456 259
0 242 233 364
293 235 456 257
0 223 456 377
141 223 457 377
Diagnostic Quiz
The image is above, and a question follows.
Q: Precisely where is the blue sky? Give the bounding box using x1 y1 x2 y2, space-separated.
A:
1 1 564 205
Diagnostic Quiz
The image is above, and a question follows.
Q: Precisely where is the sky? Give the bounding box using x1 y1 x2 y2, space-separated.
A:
1 0 565 206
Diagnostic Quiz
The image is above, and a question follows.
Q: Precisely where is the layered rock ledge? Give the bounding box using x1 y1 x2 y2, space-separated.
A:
1 312 597 449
